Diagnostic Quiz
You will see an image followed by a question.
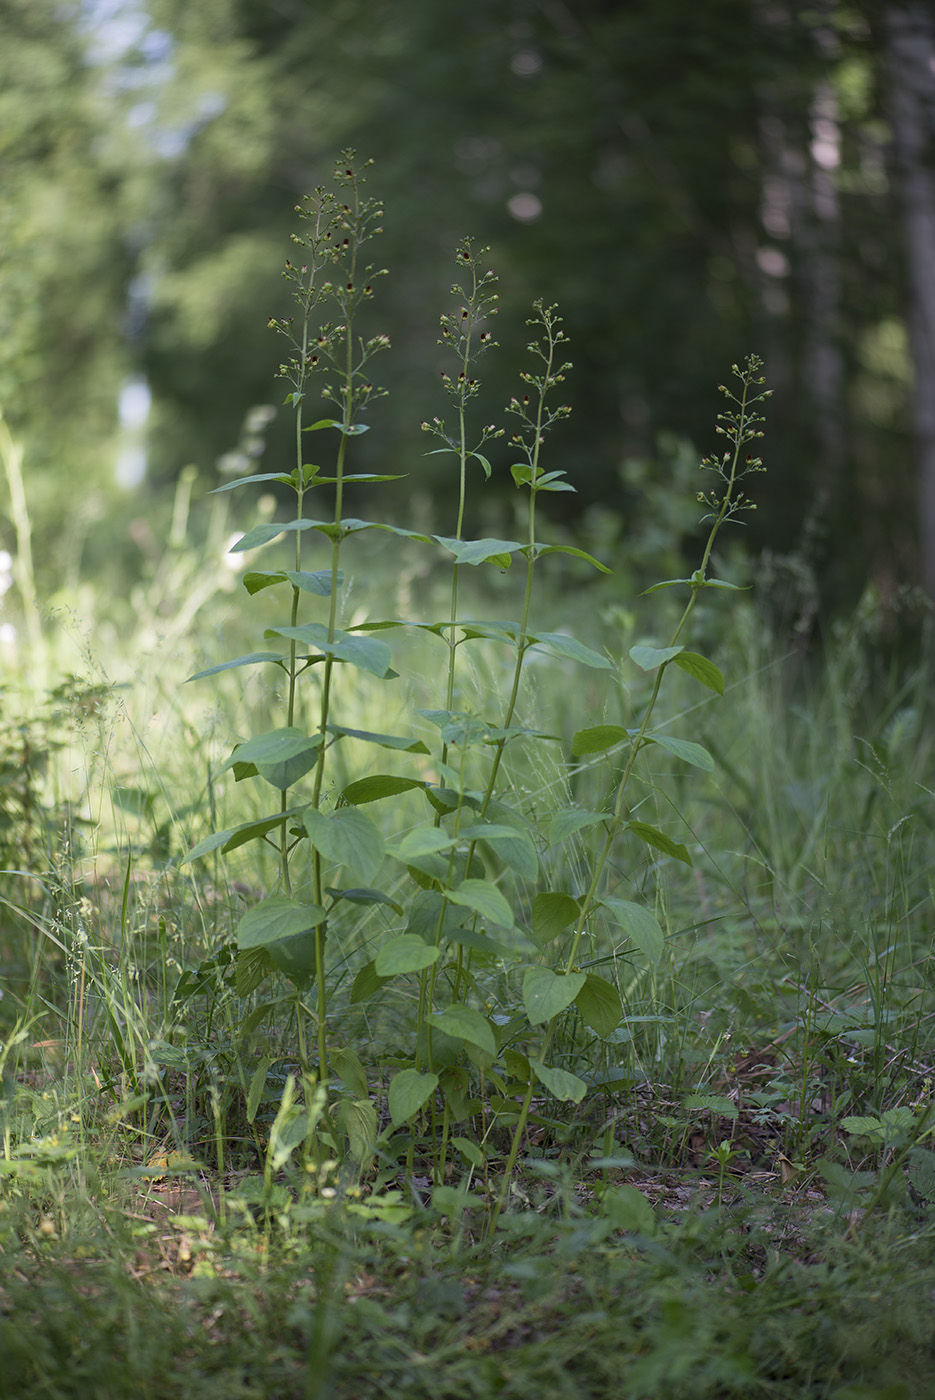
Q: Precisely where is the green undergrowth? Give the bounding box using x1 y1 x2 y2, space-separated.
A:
3 153 935 1396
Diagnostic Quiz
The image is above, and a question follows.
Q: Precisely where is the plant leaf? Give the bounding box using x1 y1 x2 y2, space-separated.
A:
672 651 725 695
374 935 441 976
216 728 322 790
535 544 612 573
229 519 317 552
532 632 613 670
572 724 629 755
522 967 587 1025
446 879 514 928
303 806 385 884
629 644 684 671
267 624 393 678
531 892 580 942
327 723 428 753
341 774 427 805
427 1006 496 1056
574 974 623 1035
646 734 714 771
388 1069 438 1127
626 821 692 865
600 897 664 963
236 897 326 950
528 1058 587 1103
459 823 539 880
187 652 284 682
433 535 521 567
548 807 609 845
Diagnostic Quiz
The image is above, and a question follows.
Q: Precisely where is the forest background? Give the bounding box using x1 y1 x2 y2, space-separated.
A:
3 0 935 632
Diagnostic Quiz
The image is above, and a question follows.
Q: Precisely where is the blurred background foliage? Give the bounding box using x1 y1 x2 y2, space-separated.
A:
1 0 932 623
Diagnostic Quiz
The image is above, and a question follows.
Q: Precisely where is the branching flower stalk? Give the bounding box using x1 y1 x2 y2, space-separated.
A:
271 153 387 1075
488 355 769 1237
421 239 501 768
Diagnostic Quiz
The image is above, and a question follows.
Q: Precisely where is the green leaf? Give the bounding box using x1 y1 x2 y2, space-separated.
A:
640 577 693 595
470 451 492 479
451 1136 485 1168
574 974 622 1035
350 959 388 1004
601 1185 656 1233
840 1115 885 1139
216 728 322 790
446 879 514 929
267 931 318 988
326 887 403 915
387 827 456 863
178 807 307 864
572 724 629 755
522 967 587 1026
242 568 336 597
427 1006 496 1056
338 1097 378 1165
331 1047 370 1100
303 806 385 884
531 892 580 941
629 644 684 671
187 652 284 682
600 897 664 963
672 651 725 695
327 723 428 753
532 632 613 670
548 807 609 845
534 544 612 573
237 897 326 950
459 823 538 880
647 734 714 771
433 535 520 567
230 519 317 552
388 1069 438 1127
267 624 393 678
374 935 441 976
340 775 427 805
528 1058 587 1103
683 1093 738 1120
626 821 692 865
211 471 297 493
246 1057 272 1124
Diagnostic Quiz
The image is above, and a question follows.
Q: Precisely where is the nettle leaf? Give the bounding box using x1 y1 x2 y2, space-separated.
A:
629 644 684 672
532 632 613 670
528 1058 587 1104
522 967 587 1026
600 897 664 964
646 734 714 771
531 892 580 942
237 897 326 950
303 806 385 885
626 821 692 866
341 775 427 805
374 935 441 976
216 728 322 790
427 1006 496 1056
459 823 538 880
230 519 317 553
672 651 725 695
187 652 285 682
433 535 520 567
575 974 623 1036
388 1069 438 1127
267 624 393 679
572 724 630 756
548 807 609 845
327 722 428 754
446 879 514 929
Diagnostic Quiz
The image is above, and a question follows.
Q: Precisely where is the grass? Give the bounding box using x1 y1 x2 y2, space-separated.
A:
3 154 935 1397
2 556 934 1399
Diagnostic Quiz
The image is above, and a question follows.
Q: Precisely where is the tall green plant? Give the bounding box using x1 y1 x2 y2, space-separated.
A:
180 152 769 1208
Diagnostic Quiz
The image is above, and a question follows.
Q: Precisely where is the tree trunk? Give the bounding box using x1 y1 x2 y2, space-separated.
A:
885 3 935 595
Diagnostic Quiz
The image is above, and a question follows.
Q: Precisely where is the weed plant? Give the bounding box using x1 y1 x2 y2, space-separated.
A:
2 152 935 1399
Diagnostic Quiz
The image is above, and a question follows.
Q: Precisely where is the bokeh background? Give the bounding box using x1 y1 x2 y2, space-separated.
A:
2 0 934 634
